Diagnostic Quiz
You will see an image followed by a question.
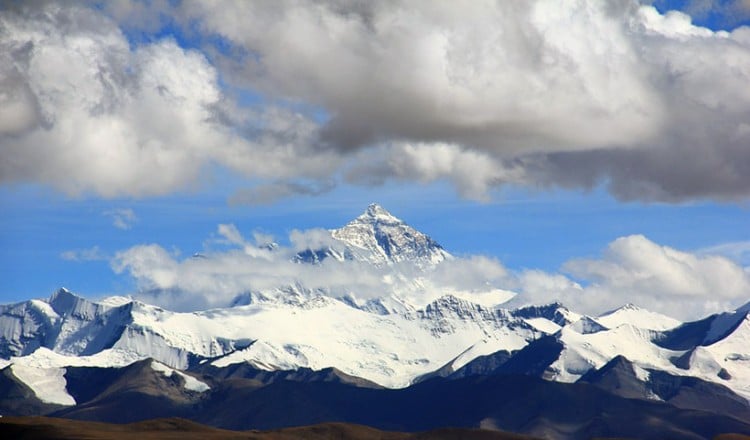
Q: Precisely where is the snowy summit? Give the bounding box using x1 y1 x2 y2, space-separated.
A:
331 203 451 266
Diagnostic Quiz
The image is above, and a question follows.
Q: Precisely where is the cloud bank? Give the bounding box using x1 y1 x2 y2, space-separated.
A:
0 2 337 198
525 235 750 318
2 1 750 202
111 224 513 311
109 224 750 320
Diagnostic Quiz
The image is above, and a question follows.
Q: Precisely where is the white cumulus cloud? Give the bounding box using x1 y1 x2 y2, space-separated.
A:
106 221 749 319
3 2 750 202
0 2 338 198
511 235 750 319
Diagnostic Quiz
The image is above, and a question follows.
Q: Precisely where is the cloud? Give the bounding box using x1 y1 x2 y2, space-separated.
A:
0 2 338 198
60 246 107 262
109 222 748 319
216 224 246 246
511 235 750 319
112 241 380 311
4 1 750 202
110 223 515 311
564 235 750 300
103 208 138 230
288 228 342 253
175 0 750 202
111 244 179 290
229 179 336 206
697 240 750 265
345 142 525 201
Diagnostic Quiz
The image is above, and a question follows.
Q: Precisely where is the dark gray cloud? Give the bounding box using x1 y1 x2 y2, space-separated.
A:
229 179 337 206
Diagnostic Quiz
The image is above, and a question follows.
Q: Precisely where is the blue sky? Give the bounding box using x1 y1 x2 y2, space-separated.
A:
1 1 750 318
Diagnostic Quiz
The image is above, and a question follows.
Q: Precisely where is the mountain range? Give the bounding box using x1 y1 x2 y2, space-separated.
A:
1 204 749 439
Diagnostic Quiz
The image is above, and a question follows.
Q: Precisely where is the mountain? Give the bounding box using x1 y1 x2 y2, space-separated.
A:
0 289 135 359
579 355 750 421
7 363 747 440
1 204 750 439
331 203 451 266
0 289 543 389
292 203 450 268
252 204 503 313
459 303 750 402
597 303 682 331
9 286 749 426
0 364 69 416
192 362 382 389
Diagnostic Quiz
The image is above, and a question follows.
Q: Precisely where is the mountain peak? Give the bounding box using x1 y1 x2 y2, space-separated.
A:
329 204 450 266
48 287 79 307
359 203 402 224
597 303 681 331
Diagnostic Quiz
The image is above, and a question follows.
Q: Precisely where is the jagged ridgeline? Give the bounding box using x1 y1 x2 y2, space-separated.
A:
1 205 749 439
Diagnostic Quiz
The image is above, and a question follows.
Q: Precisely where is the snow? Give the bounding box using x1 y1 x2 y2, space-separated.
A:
160 295 537 388
1 205 749 400
523 318 562 334
98 296 133 307
2 289 750 399
632 363 651 382
8 347 144 369
150 360 210 392
568 317 607 335
540 311 750 401
448 337 527 371
697 314 750 398
28 300 60 320
445 288 516 308
705 309 748 344
330 203 451 266
596 304 681 331
549 324 680 383
9 364 75 406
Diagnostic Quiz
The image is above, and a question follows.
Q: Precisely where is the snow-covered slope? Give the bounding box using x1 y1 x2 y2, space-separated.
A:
2 292 750 400
547 322 677 383
685 312 750 398
292 203 449 268
0 290 545 389
597 303 681 331
0 204 748 404
0 288 133 358
133 294 543 387
500 304 750 400
8 364 75 405
329 203 451 266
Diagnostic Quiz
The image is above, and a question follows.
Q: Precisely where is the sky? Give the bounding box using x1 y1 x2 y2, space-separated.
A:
1 0 749 320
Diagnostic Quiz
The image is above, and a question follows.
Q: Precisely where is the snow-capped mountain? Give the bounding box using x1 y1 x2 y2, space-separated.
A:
294 203 450 267
0 288 543 391
259 204 509 313
3 287 750 404
597 303 682 331
332 203 451 266
1 203 749 427
456 303 750 400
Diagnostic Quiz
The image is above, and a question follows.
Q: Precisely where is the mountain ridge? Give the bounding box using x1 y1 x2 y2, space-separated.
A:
1 204 749 439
